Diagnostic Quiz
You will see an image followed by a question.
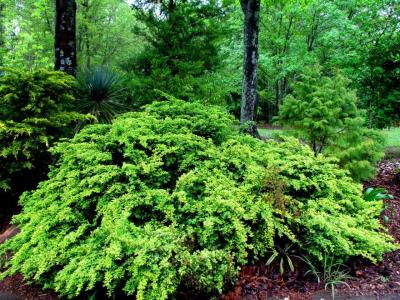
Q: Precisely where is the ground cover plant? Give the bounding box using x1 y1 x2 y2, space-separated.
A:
0 99 395 299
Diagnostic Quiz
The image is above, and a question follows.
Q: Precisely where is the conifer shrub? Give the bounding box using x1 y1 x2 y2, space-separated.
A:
275 67 384 181
0 99 395 299
0 68 88 208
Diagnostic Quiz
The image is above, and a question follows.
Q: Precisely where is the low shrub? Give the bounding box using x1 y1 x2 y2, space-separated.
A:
0 69 88 209
0 99 395 299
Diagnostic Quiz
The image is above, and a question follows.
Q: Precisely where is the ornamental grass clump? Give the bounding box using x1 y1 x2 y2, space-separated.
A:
0 99 396 299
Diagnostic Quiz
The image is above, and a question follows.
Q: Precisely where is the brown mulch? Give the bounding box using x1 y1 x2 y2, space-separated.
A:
337 159 400 297
0 274 58 300
220 159 400 300
0 160 399 300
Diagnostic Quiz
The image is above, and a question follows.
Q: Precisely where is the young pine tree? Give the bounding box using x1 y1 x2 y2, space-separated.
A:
126 0 227 104
275 67 384 180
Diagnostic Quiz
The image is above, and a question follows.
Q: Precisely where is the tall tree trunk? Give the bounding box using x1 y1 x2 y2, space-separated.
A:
0 3 5 69
55 0 77 77
81 0 91 68
240 0 261 137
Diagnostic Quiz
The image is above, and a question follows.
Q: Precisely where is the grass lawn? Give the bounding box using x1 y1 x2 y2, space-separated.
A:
382 128 400 159
258 127 400 158
259 127 400 147
382 127 400 147
257 128 284 138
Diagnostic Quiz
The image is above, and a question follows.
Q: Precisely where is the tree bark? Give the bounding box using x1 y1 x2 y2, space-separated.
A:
55 0 77 77
0 3 5 68
240 0 261 137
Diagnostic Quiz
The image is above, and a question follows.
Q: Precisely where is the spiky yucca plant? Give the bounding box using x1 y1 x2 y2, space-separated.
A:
76 65 127 124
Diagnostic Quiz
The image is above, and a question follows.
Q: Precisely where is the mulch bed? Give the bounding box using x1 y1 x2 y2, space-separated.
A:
0 160 399 300
0 274 58 300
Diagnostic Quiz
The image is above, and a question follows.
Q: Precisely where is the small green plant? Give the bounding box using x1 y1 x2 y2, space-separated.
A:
76 65 127 124
301 255 352 300
266 244 296 275
364 187 393 223
364 187 393 202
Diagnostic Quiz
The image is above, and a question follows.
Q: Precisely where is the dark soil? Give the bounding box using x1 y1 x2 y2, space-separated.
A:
0 274 58 300
0 160 399 300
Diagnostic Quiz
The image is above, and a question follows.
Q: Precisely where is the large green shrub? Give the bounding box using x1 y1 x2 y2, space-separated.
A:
0 99 395 299
275 67 384 181
0 69 87 205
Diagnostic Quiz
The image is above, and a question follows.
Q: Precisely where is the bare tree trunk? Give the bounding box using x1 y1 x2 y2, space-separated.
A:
55 0 77 77
240 0 261 137
0 3 5 68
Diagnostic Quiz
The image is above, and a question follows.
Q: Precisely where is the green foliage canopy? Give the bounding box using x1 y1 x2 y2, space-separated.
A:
125 0 229 104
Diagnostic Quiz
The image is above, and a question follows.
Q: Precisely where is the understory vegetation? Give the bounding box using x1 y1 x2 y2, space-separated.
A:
0 100 396 299
0 69 88 213
0 0 399 299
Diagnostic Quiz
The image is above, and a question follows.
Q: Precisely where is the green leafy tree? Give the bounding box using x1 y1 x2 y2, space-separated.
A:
77 0 139 68
275 67 384 180
1 0 54 69
255 0 399 127
1 0 139 71
360 33 400 128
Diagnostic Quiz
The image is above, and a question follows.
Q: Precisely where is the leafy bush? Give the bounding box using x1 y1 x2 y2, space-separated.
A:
364 187 393 202
275 67 384 181
0 68 87 207
76 65 127 124
0 99 395 299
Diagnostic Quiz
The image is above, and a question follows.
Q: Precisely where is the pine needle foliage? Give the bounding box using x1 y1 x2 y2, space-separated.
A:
0 99 396 299
0 68 88 199
275 67 384 181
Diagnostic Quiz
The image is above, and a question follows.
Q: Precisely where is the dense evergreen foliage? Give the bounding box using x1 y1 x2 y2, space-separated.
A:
125 0 227 104
0 2 5 69
0 100 395 299
2 0 397 127
0 69 87 208
0 0 398 298
275 68 385 180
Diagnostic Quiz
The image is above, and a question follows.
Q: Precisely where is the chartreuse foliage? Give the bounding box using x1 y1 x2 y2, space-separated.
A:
0 99 395 299
275 67 384 181
0 68 88 198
